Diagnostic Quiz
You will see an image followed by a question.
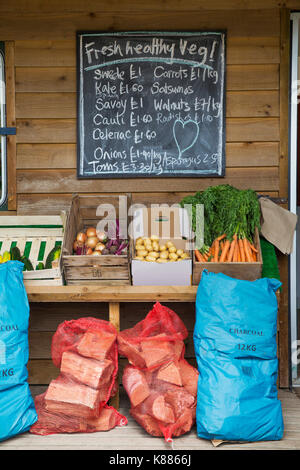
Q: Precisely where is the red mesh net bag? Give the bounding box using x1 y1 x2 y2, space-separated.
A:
118 302 198 442
30 317 127 435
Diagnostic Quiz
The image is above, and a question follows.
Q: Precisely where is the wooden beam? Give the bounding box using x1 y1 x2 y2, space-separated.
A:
109 302 120 410
16 190 280 215
279 8 290 199
0 10 280 41
278 8 291 389
26 285 198 302
16 142 280 170
0 1 295 13
5 41 16 211
16 167 280 194
14 37 280 67
15 91 279 119
15 64 279 93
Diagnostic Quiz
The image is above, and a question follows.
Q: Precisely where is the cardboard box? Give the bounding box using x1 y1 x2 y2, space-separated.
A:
131 207 192 286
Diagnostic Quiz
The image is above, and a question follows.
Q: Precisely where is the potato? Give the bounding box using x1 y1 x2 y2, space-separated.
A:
159 244 167 252
159 251 169 259
168 246 177 254
143 237 151 245
166 241 174 249
176 249 184 257
134 256 145 261
135 241 144 248
180 253 189 259
145 255 157 262
152 242 159 252
150 235 159 241
156 258 168 263
148 251 159 259
136 249 148 258
136 237 144 245
169 253 178 261
144 244 153 253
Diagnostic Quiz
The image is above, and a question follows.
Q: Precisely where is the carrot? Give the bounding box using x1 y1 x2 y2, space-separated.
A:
213 240 219 262
195 249 204 262
247 240 257 261
237 243 241 262
249 242 258 253
243 238 252 262
238 238 245 262
227 235 237 262
219 239 230 262
233 242 239 262
216 234 226 241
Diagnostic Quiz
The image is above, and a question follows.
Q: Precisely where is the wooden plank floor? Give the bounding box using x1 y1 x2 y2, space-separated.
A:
1 390 300 450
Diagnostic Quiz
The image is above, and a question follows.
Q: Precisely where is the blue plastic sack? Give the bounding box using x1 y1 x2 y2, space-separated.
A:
0 261 37 441
194 270 284 442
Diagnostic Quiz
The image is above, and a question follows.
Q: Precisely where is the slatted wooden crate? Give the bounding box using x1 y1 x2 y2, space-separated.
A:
192 228 263 284
0 214 66 286
62 194 131 285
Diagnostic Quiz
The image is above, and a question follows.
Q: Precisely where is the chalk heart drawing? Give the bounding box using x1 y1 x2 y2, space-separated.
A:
173 119 199 158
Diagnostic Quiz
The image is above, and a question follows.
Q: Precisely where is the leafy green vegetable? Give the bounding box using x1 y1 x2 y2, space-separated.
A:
10 246 22 261
180 184 261 250
45 247 61 269
36 262 45 270
21 256 34 271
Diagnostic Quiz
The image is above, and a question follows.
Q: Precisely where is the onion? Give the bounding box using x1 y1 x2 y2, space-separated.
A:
73 240 84 251
97 231 108 243
86 227 97 238
86 247 93 255
77 232 87 244
95 242 106 252
86 236 99 249
92 250 101 256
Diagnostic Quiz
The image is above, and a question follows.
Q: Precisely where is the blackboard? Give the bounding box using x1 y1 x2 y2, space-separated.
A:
77 31 226 179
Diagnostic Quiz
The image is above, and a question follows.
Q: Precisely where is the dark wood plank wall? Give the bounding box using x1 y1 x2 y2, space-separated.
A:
0 0 293 387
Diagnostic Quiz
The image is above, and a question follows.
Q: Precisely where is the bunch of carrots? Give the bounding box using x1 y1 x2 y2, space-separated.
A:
181 184 261 265
195 233 258 263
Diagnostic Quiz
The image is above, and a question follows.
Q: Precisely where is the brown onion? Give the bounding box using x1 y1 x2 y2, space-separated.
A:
92 250 101 256
86 227 97 238
86 236 99 249
95 242 106 252
97 231 107 242
76 232 87 244
86 247 93 255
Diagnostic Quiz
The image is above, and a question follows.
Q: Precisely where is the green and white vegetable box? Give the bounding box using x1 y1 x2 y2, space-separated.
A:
0 213 66 285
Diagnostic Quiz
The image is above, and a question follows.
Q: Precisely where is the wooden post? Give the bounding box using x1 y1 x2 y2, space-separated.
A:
109 302 120 410
5 41 17 211
278 7 291 388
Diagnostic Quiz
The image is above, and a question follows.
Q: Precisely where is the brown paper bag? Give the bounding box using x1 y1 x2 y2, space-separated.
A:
259 197 297 255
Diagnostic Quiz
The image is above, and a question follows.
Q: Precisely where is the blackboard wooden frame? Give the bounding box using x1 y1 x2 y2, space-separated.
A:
77 31 226 179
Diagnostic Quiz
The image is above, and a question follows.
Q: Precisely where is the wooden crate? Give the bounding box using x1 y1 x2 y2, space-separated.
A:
0 214 66 286
62 194 131 285
192 228 262 285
